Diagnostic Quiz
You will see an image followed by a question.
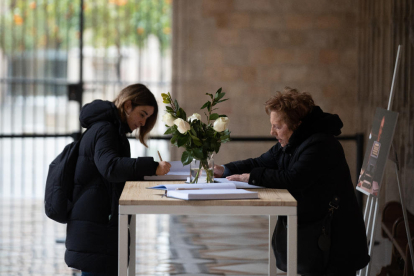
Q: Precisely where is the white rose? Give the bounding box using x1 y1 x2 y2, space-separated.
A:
187 113 201 122
213 117 229 132
174 118 191 134
162 113 175 127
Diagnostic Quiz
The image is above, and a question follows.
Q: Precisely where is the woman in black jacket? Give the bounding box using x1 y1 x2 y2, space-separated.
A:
214 87 370 275
65 84 171 276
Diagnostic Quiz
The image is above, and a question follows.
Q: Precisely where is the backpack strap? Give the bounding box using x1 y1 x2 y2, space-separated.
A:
71 128 115 223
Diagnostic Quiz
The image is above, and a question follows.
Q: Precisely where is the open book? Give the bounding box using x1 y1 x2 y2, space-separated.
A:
148 182 259 200
144 161 189 180
148 181 261 190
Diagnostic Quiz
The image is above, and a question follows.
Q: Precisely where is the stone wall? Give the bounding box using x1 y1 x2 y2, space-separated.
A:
171 0 359 179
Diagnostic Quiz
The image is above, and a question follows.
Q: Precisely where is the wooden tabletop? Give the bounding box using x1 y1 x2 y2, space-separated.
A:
120 181 297 207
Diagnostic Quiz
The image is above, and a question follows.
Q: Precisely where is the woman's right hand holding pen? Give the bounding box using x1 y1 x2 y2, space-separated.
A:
156 161 171 175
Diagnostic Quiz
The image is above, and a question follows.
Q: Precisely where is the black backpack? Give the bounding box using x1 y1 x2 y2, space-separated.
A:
44 132 85 224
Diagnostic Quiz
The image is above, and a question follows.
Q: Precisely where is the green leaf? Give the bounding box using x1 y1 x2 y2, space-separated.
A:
217 98 228 103
206 93 213 100
215 92 225 101
177 134 189 147
200 101 210 110
170 134 178 145
181 151 193 165
163 99 170 104
164 128 174 135
214 142 221 153
176 107 187 120
178 108 186 120
166 106 174 112
220 134 230 141
190 134 200 141
190 135 202 146
209 113 219 120
212 93 225 106
174 99 179 110
192 148 204 159
220 130 231 142
193 139 202 147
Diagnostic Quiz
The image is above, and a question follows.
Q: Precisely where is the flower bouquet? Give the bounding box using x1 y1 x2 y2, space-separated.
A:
161 88 231 183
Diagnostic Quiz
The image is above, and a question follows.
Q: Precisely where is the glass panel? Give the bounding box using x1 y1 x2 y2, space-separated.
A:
0 0 172 197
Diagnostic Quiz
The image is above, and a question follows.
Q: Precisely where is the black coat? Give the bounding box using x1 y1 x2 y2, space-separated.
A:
224 106 370 272
65 100 158 275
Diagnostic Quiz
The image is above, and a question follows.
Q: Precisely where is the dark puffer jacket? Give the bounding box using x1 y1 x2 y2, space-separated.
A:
224 106 370 272
65 100 158 275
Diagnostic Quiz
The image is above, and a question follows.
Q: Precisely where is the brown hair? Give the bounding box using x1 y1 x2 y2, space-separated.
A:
113 83 158 147
265 87 315 130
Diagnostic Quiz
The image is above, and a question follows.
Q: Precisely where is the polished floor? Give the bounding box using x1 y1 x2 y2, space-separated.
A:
0 199 388 276
0 198 276 275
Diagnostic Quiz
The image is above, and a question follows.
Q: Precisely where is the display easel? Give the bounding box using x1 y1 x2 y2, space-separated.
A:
357 45 414 276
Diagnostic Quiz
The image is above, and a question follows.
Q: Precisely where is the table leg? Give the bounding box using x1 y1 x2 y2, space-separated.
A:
269 216 277 276
128 215 136 276
118 214 128 276
287 215 297 276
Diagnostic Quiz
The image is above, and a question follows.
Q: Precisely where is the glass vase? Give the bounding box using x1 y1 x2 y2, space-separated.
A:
190 155 214 183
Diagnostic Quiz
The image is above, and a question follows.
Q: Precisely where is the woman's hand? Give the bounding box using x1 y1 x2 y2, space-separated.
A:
214 165 225 178
226 173 250 183
156 161 171 175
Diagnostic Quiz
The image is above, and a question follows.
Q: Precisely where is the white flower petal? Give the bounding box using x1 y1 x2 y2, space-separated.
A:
174 118 191 134
162 113 175 127
213 117 229 132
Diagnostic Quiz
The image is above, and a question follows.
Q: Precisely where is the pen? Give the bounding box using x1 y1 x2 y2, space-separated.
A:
157 150 163 161
175 188 202 190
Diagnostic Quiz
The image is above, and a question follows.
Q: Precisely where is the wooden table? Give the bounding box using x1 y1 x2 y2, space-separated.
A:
118 181 297 276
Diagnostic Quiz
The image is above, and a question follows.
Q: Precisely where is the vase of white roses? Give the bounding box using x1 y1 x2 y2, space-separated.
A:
161 88 230 183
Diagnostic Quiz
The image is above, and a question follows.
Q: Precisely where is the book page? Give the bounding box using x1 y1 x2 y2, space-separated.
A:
165 161 190 175
148 183 236 190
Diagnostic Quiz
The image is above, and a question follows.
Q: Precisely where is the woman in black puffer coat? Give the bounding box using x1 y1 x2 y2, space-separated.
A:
65 84 171 276
214 87 370 276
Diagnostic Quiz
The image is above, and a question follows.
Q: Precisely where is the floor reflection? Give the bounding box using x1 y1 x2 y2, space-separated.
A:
0 199 272 275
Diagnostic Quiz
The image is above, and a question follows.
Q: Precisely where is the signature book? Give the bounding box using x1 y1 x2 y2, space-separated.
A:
147 182 259 200
166 189 259 200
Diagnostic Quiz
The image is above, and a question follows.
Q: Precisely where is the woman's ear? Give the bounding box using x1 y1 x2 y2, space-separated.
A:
124 100 132 115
